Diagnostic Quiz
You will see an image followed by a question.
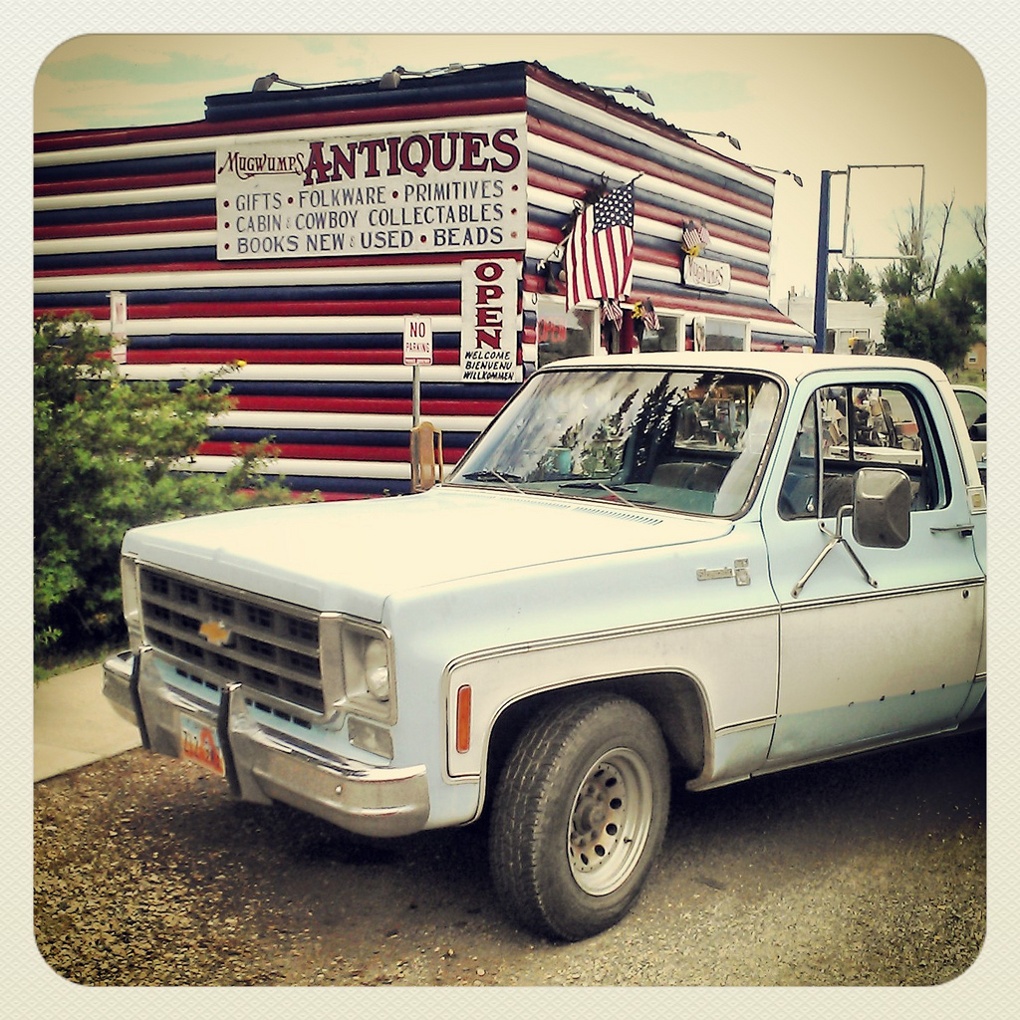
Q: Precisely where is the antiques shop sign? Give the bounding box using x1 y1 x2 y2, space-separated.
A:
216 122 528 260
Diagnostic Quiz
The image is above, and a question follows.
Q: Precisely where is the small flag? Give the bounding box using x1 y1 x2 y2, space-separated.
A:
640 297 661 331
681 221 711 257
600 298 624 330
567 182 635 310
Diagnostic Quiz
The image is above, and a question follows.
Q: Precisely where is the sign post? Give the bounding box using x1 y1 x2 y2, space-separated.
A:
403 315 433 427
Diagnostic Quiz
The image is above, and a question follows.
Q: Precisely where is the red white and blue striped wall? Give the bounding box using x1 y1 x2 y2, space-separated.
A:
34 61 809 498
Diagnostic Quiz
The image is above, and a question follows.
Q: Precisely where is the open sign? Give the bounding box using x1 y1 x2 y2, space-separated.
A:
459 258 521 383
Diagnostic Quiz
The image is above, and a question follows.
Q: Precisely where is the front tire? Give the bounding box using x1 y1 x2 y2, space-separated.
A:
489 694 670 941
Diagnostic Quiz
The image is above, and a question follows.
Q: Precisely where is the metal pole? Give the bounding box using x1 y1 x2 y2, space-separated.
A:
812 170 832 353
412 364 421 427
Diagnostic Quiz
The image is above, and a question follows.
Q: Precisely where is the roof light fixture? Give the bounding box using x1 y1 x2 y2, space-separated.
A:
683 129 742 150
580 82 655 106
751 164 805 187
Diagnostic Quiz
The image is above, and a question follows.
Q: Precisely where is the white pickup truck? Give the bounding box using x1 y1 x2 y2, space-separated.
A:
104 351 987 941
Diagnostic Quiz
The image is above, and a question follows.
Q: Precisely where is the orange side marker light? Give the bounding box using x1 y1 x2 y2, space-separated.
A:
455 685 472 753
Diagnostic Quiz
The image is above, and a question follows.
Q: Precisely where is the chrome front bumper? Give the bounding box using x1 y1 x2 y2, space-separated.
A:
102 647 430 838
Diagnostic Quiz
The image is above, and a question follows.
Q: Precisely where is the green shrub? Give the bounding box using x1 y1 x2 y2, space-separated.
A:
34 314 309 659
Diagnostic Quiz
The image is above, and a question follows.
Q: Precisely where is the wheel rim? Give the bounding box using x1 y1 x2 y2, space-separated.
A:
566 747 654 896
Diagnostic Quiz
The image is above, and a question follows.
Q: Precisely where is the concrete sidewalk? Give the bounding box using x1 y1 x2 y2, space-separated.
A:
34 661 142 782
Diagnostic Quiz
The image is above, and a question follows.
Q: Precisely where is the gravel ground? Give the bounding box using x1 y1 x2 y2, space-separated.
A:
33 729 986 987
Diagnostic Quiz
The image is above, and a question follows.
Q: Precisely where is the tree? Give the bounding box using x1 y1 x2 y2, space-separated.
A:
843 263 877 304
34 314 306 658
967 205 987 260
827 262 877 304
877 196 986 372
878 203 933 301
927 198 954 299
881 299 972 371
937 259 986 327
881 259 985 372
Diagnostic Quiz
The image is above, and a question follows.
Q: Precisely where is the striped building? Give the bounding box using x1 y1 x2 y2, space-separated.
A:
34 61 811 499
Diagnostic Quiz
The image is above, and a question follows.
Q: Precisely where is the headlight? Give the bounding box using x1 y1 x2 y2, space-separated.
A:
342 620 395 721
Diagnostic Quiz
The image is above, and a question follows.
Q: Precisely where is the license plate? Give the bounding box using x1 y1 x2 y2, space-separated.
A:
180 714 226 777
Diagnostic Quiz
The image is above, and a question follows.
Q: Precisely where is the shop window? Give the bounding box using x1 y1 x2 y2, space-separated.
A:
696 317 749 352
536 297 596 366
637 314 682 353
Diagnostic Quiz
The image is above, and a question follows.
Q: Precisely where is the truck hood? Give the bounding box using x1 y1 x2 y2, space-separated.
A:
123 486 733 620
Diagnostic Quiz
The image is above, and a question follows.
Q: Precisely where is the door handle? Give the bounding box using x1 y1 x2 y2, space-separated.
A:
930 524 974 537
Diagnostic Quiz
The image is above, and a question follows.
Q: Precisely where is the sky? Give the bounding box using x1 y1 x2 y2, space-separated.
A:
31 32 989 306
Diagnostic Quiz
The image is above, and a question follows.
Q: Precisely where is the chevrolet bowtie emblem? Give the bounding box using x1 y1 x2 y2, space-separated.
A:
199 619 234 646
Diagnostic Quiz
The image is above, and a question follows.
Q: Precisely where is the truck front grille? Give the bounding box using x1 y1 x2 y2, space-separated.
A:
139 566 325 715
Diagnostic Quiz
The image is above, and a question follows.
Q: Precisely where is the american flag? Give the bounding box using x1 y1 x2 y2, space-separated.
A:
600 298 624 329
637 297 661 331
566 182 635 311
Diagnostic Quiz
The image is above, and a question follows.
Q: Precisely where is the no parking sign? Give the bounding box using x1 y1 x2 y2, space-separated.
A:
403 315 433 366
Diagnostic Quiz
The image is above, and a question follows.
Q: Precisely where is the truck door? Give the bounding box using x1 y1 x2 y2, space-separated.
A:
760 373 985 764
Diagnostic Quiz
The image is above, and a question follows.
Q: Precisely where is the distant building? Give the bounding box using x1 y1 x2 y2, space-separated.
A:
965 340 987 375
781 291 986 375
779 292 888 355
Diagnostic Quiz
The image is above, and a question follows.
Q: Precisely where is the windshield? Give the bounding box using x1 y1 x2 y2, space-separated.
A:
450 367 783 516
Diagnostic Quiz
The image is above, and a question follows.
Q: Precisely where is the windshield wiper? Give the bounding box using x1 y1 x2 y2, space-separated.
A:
559 480 636 492
460 469 525 489
558 480 640 506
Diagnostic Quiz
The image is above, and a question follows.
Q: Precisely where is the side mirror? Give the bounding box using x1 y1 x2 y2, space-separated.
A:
852 467 911 549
